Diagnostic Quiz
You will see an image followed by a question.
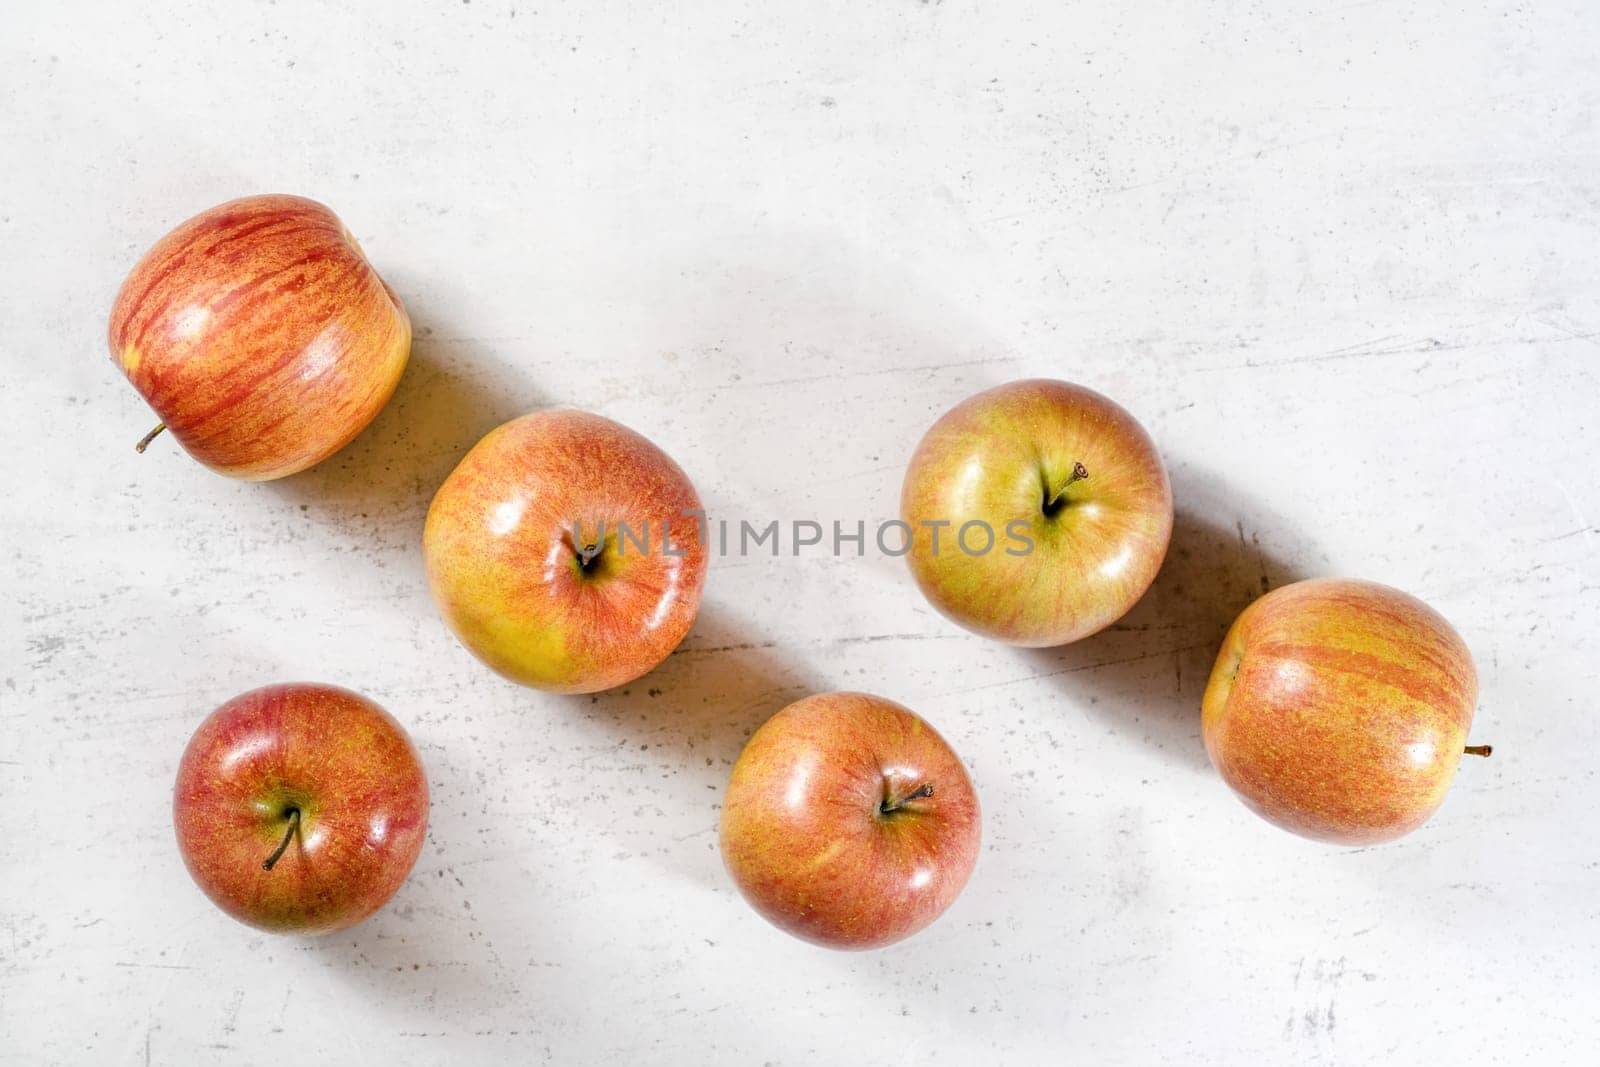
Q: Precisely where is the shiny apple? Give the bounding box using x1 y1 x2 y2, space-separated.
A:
720 692 981 949
1202 578 1490 844
108 194 411 480
173 683 429 933
424 409 708 693
900 379 1173 646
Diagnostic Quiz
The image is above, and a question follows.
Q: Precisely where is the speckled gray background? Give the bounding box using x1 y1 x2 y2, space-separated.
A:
3 1 1598 1063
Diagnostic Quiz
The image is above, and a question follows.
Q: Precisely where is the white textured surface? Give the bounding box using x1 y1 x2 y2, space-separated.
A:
4 1 1599 1063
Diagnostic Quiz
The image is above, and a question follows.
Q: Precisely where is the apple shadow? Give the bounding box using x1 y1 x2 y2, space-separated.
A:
1016 466 1317 773
550 603 822 890
264 306 552 536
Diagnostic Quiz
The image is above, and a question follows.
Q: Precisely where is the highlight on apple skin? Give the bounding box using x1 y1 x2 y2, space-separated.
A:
423 409 709 694
719 692 981 950
108 194 412 480
900 378 1174 647
1202 578 1490 845
172 683 430 934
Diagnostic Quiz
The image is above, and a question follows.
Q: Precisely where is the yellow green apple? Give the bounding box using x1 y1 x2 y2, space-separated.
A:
900 379 1173 646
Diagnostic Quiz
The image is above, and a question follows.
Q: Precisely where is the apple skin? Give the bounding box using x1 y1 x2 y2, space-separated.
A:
900 379 1173 647
1202 578 1483 845
424 410 708 693
719 692 981 950
172 683 429 933
108 194 411 480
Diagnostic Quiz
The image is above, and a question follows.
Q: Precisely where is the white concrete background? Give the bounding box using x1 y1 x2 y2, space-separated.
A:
3 0 1597 1063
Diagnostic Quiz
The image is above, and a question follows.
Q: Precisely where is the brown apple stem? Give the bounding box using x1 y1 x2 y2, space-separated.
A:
577 542 602 569
261 808 301 871
1463 744 1494 757
880 782 934 815
1046 462 1089 509
134 423 166 454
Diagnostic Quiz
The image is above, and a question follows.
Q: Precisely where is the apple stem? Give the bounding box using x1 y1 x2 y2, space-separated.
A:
261 808 301 871
577 542 602 570
134 423 166 454
880 782 934 815
1464 744 1493 757
1046 462 1089 510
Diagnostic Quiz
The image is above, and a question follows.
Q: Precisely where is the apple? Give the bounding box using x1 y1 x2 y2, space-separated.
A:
1202 578 1490 844
108 194 411 480
719 692 981 949
424 409 708 693
173 683 429 933
900 379 1173 646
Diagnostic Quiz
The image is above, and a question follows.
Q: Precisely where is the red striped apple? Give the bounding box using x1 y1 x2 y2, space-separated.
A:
424 410 708 693
900 379 1173 646
1202 578 1490 844
720 692 981 949
173 683 429 933
108 194 411 480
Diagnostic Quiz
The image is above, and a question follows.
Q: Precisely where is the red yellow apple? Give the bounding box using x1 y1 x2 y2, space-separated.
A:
173 683 429 933
424 410 708 693
720 692 981 949
900 379 1173 646
108 194 411 480
1202 578 1489 845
